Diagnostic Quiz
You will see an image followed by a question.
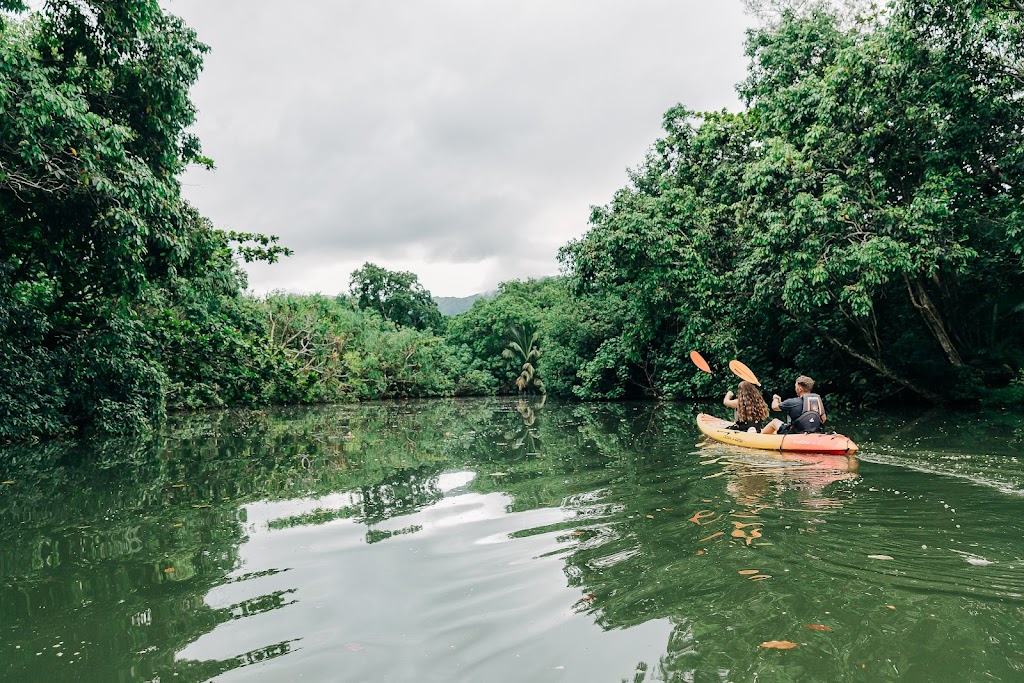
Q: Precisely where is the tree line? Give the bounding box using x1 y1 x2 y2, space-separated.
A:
2 0 1022 441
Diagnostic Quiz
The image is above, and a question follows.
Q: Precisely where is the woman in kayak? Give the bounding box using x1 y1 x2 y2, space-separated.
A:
723 381 770 432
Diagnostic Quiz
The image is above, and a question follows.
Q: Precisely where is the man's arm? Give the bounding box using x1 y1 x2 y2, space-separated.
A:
771 394 782 411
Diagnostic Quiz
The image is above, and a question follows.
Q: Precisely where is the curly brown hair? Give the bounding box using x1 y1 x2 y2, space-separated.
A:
736 381 769 423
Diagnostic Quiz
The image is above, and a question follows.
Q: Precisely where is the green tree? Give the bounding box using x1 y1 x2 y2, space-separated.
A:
737 1 1024 397
349 263 443 331
560 0 1024 404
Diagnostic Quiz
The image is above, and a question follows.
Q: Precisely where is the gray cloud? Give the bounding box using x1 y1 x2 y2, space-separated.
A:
170 0 754 295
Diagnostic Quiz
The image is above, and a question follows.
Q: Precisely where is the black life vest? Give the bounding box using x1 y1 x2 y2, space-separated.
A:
792 393 824 433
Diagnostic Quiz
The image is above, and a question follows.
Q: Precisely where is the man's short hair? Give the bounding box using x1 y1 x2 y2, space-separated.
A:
796 375 815 392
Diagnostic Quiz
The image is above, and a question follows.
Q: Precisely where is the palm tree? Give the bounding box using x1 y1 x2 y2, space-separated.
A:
501 324 545 394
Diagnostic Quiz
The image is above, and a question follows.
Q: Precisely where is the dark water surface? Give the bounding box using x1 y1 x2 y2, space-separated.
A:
1 399 1023 682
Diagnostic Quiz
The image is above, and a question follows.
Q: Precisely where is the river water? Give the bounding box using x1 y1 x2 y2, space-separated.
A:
1 398 1022 682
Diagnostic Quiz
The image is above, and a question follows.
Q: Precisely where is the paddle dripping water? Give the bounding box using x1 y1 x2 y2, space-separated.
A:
0 400 1021 681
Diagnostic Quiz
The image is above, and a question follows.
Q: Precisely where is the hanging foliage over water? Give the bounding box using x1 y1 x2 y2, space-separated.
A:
560 0 1024 403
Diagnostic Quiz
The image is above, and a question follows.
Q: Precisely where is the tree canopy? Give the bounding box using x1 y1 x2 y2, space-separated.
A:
349 262 444 331
560 0 1024 403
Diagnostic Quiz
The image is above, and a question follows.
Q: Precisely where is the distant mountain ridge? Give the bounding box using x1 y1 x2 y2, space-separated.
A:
434 290 495 316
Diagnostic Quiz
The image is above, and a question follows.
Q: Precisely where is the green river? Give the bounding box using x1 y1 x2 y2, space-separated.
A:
1 398 1022 682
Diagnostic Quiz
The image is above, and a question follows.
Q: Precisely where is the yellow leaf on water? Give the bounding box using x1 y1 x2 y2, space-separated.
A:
171 484 185 488
804 624 832 631
696 550 705 555
645 515 654 519
172 523 183 528
571 531 585 536
886 605 896 610
1 481 13 485
698 531 724 542
191 504 211 509
750 574 772 581
738 569 759 575
163 568 174 573
760 641 798 650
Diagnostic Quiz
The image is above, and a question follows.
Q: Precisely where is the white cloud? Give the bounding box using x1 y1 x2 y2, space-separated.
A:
169 0 754 296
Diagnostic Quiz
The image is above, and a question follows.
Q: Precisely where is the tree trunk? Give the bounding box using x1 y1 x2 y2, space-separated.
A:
904 276 965 367
782 306 942 403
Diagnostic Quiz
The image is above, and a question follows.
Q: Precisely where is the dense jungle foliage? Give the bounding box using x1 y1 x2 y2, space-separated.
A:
2 0 1023 441
558 0 1024 406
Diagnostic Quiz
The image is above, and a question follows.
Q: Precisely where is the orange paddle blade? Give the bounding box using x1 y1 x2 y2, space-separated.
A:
689 350 711 374
728 360 761 386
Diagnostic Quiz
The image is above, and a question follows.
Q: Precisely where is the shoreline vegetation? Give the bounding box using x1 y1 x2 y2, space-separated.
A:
2 0 1023 442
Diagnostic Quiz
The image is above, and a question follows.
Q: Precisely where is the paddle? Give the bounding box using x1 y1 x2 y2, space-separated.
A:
689 350 761 387
689 350 711 374
728 360 761 387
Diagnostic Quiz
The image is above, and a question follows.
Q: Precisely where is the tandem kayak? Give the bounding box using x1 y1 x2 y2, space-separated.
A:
697 413 858 456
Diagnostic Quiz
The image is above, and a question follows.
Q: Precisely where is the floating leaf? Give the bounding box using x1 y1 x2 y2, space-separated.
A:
172 523 183 528
868 555 894 560
645 514 655 519
749 575 772 581
489 472 507 477
574 593 597 606
688 510 720 525
886 605 896 610
730 524 763 545
163 568 174 574
2 480 13 485
571 531 585 536
698 531 724 542
191 504 211 509
804 624 832 631
696 550 705 556
760 641 798 650
171 484 185 488
739 570 759 575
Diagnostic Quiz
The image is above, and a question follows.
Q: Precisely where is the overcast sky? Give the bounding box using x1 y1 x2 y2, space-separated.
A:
167 1 755 297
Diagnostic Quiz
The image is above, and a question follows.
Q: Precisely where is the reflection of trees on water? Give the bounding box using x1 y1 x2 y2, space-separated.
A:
1 399 932 682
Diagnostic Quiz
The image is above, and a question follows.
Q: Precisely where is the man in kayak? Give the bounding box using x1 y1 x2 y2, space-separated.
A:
761 375 826 435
